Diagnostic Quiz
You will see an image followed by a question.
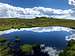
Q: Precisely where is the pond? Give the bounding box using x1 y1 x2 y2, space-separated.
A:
0 26 74 49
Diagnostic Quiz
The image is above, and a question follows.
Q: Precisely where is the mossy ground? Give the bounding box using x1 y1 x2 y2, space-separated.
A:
0 17 75 30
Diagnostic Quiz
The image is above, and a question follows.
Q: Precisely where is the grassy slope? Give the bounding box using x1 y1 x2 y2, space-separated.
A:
0 17 75 30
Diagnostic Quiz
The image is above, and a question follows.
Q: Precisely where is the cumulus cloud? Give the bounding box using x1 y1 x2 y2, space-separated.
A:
68 0 75 19
0 3 74 19
69 0 75 5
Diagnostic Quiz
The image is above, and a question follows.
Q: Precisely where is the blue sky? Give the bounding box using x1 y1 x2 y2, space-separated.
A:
0 0 69 9
0 0 75 19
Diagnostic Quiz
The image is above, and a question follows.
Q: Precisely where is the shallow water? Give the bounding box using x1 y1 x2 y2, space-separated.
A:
0 29 72 49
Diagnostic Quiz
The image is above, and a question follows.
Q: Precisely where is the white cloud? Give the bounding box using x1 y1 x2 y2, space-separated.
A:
0 3 75 19
0 2 75 20
69 0 75 5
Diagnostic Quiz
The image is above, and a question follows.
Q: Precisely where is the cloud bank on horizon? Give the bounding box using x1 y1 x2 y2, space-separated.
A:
0 0 75 19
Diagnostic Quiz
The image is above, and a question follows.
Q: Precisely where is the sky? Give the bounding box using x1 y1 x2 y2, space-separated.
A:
0 0 69 9
0 0 75 19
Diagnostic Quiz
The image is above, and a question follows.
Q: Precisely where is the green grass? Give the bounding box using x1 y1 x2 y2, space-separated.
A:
0 17 75 30
0 38 7 43
20 44 33 54
0 46 7 51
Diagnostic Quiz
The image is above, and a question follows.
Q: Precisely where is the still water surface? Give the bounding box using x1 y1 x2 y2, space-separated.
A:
0 26 74 49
